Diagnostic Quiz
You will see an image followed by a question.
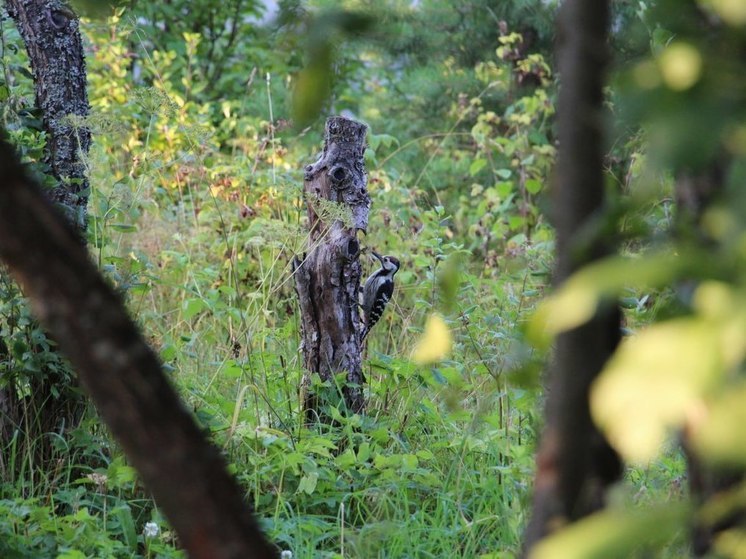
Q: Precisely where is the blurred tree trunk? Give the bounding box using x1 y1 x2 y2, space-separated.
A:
0 0 90 459
522 0 622 553
293 116 370 420
0 135 278 559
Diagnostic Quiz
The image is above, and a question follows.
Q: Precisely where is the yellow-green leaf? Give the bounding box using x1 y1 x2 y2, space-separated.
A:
412 314 453 364
690 383 746 466
531 505 687 559
591 318 721 464
658 42 702 91
527 253 682 347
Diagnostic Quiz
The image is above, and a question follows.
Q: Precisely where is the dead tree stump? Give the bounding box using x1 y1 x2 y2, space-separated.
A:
294 116 370 419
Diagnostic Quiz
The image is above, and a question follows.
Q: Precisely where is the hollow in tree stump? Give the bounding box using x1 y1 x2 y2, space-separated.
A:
293 116 370 420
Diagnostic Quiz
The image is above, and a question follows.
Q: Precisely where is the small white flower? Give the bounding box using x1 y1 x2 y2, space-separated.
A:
143 521 160 538
280 551 293 559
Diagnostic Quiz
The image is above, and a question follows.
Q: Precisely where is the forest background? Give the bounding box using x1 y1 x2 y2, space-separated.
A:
2 0 746 557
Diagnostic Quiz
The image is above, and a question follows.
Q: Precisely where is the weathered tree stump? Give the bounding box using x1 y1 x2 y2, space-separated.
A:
294 116 370 419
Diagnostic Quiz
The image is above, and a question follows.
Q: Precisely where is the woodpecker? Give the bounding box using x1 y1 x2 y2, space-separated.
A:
361 251 400 341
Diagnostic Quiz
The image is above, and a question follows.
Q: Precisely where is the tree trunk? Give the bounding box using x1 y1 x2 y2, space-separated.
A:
5 0 91 230
1 0 91 460
0 135 277 559
522 0 622 553
293 116 370 419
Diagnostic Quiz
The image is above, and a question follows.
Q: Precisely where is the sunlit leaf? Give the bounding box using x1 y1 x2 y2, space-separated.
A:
693 282 746 367
530 505 688 559
412 314 453 364
591 318 721 464
715 529 746 559
691 383 746 466
700 0 746 25
658 42 702 91
527 253 682 346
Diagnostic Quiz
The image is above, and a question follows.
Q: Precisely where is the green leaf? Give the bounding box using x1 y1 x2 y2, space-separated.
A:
692 382 746 466
70 0 125 18
496 181 513 197
222 361 243 379
114 505 137 552
531 505 688 559
525 178 542 194
298 472 319 495
592 317 723 463
469 158 487 176
527 251 685 346
182 298 206 320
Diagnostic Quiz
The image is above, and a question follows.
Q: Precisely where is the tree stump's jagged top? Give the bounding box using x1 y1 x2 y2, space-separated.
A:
304 116 370 235
295 116 370 417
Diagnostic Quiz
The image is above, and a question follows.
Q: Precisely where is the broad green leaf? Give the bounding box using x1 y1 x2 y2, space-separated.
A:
527 252 683 346
437 254 461 313
71 0 124 17
222 361 242 379
298 472 319 495
691 383 746 466
469 158 487 176
531 505 688 559
591 318 722 464
114 505 137 552
525 178 542 194
495 181 513 197
182 298 206 320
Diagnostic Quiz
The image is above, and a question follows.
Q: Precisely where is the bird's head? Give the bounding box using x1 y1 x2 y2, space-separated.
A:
372 251 400 274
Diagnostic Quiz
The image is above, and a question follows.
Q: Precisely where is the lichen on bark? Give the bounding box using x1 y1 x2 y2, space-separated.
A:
5 0 91 230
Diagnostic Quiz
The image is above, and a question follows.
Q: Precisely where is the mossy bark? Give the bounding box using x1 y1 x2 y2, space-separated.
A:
294 116 370 419
5 0 91 229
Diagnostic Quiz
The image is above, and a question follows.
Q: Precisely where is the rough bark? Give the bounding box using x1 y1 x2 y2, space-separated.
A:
5 0 91 228
293 116 370 418
522 0 622 553
0 136 277 559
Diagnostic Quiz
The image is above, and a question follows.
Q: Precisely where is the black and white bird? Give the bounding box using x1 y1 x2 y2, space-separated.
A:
360 251 400 341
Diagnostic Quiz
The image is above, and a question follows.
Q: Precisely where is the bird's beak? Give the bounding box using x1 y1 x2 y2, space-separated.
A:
371 250 384 264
